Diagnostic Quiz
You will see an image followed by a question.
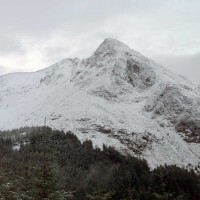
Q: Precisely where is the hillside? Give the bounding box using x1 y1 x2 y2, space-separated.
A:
0 38 199 169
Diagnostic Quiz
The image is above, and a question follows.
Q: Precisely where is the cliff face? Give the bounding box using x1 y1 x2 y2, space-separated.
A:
0 38 199 169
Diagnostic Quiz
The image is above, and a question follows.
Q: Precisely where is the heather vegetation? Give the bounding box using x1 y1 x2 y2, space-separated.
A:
0 127 199 200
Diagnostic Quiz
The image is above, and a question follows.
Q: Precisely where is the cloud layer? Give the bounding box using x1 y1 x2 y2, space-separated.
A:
153 53 200 84
0 0 199 83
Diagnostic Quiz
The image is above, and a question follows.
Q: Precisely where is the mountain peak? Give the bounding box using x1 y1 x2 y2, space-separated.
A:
101 38 126 46
95 38 131 54
0 38 199 171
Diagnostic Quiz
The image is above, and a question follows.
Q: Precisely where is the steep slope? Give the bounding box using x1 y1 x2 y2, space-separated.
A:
0 38 199 169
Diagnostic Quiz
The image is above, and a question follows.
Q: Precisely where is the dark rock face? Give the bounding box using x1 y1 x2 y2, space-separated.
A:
175 118 200 143
145 84 200 144
89 86 118 101
145 85 188 114
125 59 156 89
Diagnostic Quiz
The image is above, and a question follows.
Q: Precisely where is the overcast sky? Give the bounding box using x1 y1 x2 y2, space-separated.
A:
0 0 199 84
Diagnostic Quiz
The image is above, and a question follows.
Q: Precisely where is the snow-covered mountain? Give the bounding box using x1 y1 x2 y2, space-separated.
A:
0 38 199 169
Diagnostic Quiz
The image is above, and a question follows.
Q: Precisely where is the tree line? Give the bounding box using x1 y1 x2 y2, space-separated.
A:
0 127 199 199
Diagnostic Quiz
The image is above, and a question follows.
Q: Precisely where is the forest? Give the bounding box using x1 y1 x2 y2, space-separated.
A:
0 127 199 200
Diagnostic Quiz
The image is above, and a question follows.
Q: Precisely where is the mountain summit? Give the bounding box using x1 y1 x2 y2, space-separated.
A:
0 38 199 169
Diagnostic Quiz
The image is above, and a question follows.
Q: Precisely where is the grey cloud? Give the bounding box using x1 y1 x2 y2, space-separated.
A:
0 35 25 55
42 46 71 64
153 53 200 84
0 0 129 37
1 0 196 38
